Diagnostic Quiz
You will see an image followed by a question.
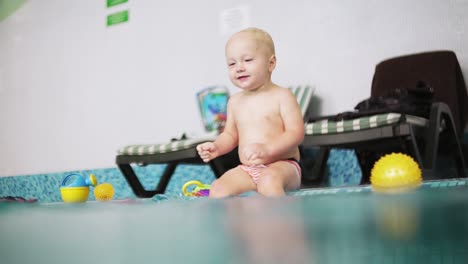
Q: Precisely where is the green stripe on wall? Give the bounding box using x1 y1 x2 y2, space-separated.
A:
0 0 27 22
107 10 129 26
107 0 128 8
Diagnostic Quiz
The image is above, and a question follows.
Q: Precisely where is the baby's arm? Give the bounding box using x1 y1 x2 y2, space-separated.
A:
197 99 238 162
269 89 305 157
197 132 237 162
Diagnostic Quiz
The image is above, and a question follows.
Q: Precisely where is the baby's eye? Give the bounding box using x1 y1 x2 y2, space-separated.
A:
245 58 253 62
228 62 235 67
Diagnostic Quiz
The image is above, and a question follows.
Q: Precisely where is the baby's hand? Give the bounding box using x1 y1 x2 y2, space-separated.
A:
242 143 269 164
196 142 219 163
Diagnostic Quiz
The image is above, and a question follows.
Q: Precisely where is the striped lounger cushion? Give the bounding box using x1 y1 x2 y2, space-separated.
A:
118 132 218 155
305 113 428 135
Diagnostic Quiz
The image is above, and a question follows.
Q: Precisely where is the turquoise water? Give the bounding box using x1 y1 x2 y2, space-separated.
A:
1 183 468 264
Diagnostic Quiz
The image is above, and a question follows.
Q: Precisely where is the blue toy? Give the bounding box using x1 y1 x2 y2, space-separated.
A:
61 173 98 187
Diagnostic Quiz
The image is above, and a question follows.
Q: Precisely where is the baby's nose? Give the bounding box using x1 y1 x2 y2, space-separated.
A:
236 64 245 72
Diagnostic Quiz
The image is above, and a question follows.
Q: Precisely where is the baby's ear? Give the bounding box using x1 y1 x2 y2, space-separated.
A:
269 55 277 72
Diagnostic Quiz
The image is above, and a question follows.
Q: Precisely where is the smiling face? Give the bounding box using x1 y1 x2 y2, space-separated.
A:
225 29 276 91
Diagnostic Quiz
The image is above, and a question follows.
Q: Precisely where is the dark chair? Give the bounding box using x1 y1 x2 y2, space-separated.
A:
116 85 315 198
302 51 467 185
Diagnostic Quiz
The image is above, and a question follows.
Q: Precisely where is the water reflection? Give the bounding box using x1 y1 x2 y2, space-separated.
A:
223 196 315 264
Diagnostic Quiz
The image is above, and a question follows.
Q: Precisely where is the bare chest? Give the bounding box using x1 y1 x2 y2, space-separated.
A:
234 99 282 128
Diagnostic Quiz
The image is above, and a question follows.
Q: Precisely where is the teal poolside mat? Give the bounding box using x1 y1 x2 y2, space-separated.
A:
1 179 468 264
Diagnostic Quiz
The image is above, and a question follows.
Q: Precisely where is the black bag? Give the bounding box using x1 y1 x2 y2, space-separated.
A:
308 81 435 122
354 81 434 118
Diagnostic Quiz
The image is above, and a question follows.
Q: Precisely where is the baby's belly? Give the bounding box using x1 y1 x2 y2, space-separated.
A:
237 142 300 165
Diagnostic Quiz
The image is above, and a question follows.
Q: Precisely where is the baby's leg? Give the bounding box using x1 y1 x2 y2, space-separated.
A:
210 166 257 198
256 161 301 197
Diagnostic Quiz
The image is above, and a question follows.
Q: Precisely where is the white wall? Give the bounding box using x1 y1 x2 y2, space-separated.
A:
1 0 467 176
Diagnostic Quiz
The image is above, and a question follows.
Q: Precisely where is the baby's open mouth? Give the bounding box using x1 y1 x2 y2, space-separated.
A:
237 75 249 80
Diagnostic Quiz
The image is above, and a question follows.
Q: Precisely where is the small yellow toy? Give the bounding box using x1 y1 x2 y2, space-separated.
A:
370 153 422 193
182 180 210 197
60 187 90 203
94 183 115 202
60 173 98 203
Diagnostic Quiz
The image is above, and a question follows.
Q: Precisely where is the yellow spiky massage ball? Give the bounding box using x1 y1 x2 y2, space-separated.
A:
370 153 422 193
94 183 115 201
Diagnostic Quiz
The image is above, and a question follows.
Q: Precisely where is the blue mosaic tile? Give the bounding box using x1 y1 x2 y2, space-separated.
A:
0 149 363 202
0 165 218 203
327 149 362 186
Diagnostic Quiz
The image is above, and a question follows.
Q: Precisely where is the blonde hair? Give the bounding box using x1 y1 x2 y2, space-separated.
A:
239 27 275 56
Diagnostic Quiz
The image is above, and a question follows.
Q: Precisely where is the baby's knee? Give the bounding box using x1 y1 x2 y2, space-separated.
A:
257 173 285 197
209 180 230 198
